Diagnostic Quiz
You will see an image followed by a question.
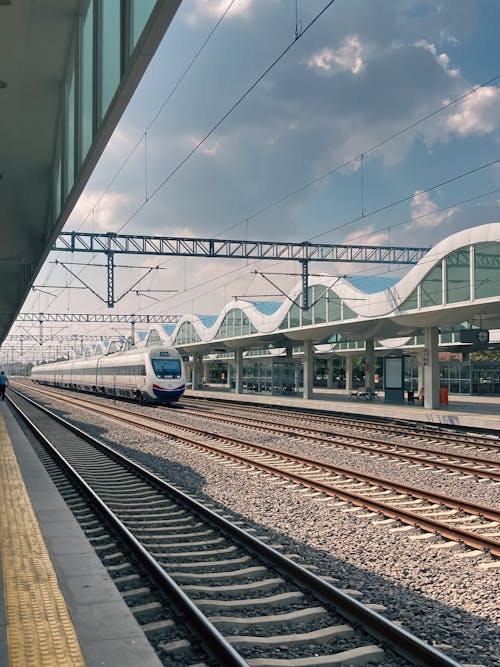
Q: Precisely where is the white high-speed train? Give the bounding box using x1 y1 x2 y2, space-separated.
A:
31 346 186 404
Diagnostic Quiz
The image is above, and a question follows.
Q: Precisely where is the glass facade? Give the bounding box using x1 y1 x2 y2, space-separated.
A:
79 1 94 163
52 1 160 222
175 322 201 345
100 0 121 120
446 248 470 303
401 289 418 311
242 360 301 395
474 242 500 299
215 309 257 339
421 264 442 307
145 329 162 346
65 63 76 197
131 0 157 48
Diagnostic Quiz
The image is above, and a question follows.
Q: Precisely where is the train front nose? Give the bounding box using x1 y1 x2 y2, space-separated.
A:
152 383 185 402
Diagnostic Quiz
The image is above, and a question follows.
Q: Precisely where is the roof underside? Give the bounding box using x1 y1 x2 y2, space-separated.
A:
0 0 80 343
0 0 181 345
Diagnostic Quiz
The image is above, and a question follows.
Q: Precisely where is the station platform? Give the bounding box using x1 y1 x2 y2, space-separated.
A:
185 386 500 435
0 401 163 667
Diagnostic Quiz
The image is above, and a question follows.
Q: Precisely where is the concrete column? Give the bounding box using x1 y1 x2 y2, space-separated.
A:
364 339 375 393
326 357 334 389
417 351 425 394
424 326 440 409
226 361 232 388
202 360 208 385
303 339 314 399
345 356 353 392
192 353 202 390
234 348 243 394
294 366 300 392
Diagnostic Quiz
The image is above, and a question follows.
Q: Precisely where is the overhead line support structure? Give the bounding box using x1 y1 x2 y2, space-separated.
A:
55 232 430 309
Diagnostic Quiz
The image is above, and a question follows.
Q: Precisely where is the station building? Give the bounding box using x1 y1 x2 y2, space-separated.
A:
134 223 500 408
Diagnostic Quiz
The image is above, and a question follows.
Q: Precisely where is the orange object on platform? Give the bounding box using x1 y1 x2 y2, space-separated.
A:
439 387 449 405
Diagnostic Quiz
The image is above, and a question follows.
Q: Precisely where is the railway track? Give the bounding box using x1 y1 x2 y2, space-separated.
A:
175 403 500 481
8 389 464 666
14 383 500 558
181 396 500 456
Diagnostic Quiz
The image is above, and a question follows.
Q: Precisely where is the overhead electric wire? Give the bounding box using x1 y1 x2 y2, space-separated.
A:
22 5 500 345
215 72 500 237
35 0 238 315
116 0 338 233
311 155 500 241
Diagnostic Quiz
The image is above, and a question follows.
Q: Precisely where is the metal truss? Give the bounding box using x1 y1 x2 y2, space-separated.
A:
56 231 429 264
16 313 181 324
54 231 430 308
6 334 108 342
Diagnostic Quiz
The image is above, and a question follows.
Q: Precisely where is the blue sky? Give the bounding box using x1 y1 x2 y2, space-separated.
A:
24 0 500 340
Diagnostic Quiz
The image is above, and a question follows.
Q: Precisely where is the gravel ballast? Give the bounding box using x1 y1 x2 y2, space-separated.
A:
14 385 500 667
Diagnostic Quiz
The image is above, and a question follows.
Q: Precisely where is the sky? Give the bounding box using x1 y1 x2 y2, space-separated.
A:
13 0 500 354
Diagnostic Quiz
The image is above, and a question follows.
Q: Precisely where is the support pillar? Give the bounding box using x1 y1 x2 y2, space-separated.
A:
303 339 313 400
234 348 243 394
424 326 440 409
192 353 202 390
326 357 334 389
417 350 425 395
364 339 375 393
345 356 353 393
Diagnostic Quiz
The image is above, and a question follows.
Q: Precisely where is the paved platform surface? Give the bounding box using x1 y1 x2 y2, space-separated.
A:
0 401 162 667
186 386 500 434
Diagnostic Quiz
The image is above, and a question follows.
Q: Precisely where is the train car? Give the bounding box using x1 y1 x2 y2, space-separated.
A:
31 346 186 404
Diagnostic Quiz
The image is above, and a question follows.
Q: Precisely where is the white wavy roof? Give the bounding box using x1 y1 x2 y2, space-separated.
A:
161 223 500 350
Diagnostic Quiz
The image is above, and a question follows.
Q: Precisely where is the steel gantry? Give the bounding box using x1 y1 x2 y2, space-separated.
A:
16 313 181 324
54 231 431 308
15 313 181 348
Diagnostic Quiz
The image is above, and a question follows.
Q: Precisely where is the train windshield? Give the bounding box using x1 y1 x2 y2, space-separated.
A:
151 358 181 379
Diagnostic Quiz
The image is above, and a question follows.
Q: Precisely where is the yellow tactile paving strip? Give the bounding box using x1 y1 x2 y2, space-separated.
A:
0 413 86 666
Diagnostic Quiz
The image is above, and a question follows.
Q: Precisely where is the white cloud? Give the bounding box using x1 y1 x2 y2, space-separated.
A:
409 190 457 228
445 86 500 136
68 190 133 233
189 135 222 156
307 36 364 75
414 39 460 77
185 0 253 26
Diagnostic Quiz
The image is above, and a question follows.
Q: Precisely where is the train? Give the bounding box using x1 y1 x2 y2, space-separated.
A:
30 346 186 404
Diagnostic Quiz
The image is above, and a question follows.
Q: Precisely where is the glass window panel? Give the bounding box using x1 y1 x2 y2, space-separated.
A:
289 303 300 328
100 0 121 119
401 289 418 311
54 148 62 218
421 264 442 307
65 65 75 196
278 313 289 329
302 290 312 325
446 248 470 303
343 303 356 319
313 286 326 323
130 0 156 50
80 1 94 162
475 242 500 299
327 292 341 321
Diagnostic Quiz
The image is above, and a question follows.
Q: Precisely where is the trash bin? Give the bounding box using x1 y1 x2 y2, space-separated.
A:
407 390 414 404
439 387 449 405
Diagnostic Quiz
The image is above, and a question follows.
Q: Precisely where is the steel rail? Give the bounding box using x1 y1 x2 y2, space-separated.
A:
176 403 500 477
8 388 463 666
20 383 500 480
7 394 248 667
17 383 500 522
182 396 500 451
